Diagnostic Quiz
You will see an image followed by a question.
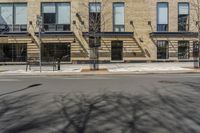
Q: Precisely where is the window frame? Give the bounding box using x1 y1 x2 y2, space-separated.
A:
113 2 125 32
0 3 27 32
157 40 169 59
0 43 27 62
178 41 190 59
178 2 190 32
88 2 101 48
157 2 169 32
41 43 71 62
41 2 71 32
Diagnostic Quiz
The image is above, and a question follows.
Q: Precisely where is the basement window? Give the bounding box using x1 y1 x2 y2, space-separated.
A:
157 41 169 59
178 41 190 59
42 43 71 62
0 44 27 62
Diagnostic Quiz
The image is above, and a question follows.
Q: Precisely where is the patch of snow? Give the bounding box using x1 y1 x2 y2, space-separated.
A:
1 68 82 74
108 66 192 72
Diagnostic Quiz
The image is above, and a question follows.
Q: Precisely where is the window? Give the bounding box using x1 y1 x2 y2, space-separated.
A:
178 41 190 59
0 3 27 32
42 43 71 62
113 3 125 32
157 41 169 59
157 3 168 31
0 44 27 62
42 3 71 31
89 3 101 47
89 3 101 13
178 3 189 31
193 41 199 58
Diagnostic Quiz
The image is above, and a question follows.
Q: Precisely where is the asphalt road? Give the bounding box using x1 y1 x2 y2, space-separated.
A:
0 73 200 95
0 74 200 133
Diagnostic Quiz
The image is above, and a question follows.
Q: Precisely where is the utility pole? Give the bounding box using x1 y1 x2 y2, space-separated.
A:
37 15 42 72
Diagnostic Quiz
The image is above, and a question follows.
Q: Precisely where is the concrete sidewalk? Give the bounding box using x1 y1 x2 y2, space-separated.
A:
0 62 199 75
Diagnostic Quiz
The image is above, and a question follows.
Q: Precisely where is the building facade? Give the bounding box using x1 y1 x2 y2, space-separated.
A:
0 0 198 63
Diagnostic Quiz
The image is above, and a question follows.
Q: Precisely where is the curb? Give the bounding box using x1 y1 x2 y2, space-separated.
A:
0 70 200 76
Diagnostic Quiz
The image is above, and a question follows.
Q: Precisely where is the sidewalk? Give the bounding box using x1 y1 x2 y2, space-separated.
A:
0 62 199 75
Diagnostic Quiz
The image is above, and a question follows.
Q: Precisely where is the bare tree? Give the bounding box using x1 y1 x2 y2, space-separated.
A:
74 0 110 70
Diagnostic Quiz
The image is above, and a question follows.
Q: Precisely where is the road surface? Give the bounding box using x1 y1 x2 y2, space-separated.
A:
0 74 200 133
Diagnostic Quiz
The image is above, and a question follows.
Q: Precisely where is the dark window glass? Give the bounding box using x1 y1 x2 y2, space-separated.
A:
111 41 123 61
89 36 101 48
43 13 56 31
0 44 27 62
193 41 199 57
89 13 101 32
178 3 189 31
178 15 188 31
178 41 190 59
89 3 101 48
43 13 56 24
157 41 169 59
157 24 168 32
42 43 71 62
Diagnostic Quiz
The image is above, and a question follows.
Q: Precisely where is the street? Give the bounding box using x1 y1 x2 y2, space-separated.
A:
1 73 200 95
0 74 200 133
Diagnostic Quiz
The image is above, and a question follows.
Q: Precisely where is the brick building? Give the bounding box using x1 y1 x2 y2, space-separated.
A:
0 0 198 63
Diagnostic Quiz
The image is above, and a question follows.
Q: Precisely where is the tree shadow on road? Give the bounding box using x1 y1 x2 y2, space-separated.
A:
54 82 200 133
153 81 200 133
1 81 200 133
0 93 57 133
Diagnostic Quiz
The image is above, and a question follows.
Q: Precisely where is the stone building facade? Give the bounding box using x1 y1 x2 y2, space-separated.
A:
0 0 198 63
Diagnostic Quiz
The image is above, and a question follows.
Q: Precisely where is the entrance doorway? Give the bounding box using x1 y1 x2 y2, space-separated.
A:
111 41 123 61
